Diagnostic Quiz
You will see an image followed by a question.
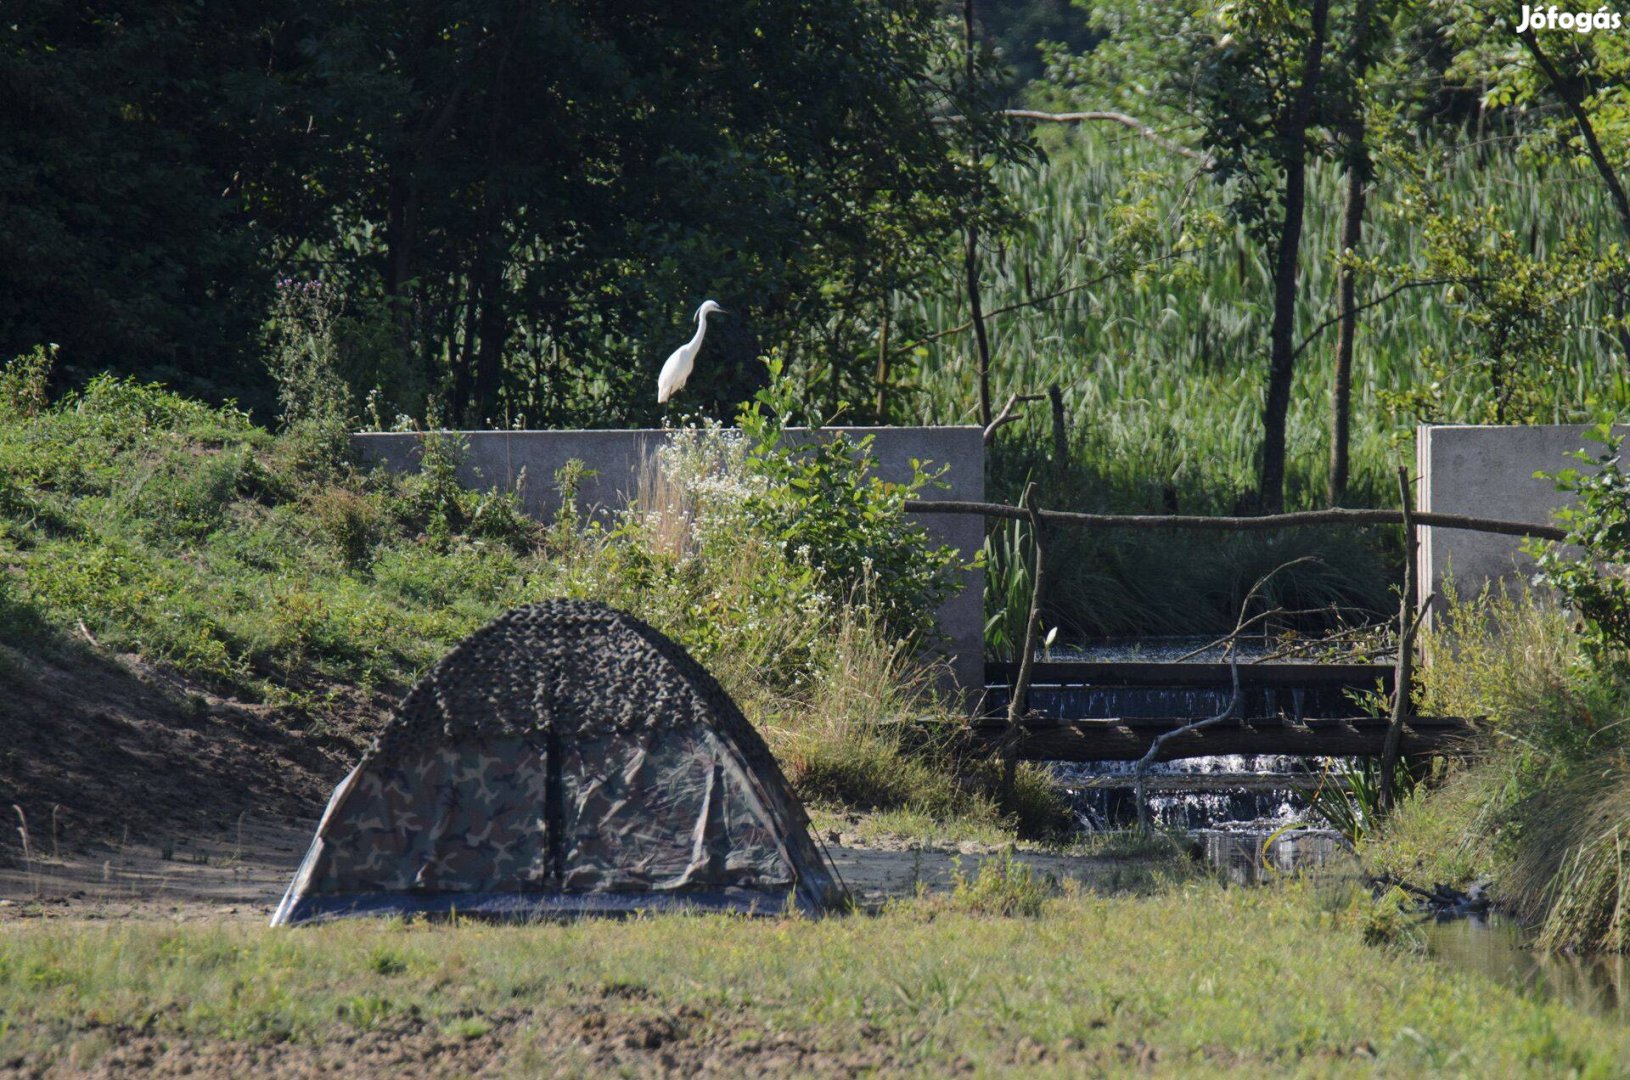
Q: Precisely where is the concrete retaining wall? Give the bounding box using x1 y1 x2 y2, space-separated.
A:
354 428 986 695
1416 423 1617 616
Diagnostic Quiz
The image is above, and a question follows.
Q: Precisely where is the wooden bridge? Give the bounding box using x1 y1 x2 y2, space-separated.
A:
975 659 1474 762
902 484 1553 775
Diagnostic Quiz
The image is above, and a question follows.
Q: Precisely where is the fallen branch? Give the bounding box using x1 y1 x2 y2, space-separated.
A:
935 109 1214 167
1131 559 1309 829
1133 654 1241 830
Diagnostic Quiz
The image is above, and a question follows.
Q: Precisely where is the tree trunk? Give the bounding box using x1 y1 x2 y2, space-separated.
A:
466 5 526 425
1379 466 1420 809
967 225 993 429
962 0 993 429
472 259 508 425
1259 0 1331 514
451 285 480 420
873 292 891 420
1328 0 1374 508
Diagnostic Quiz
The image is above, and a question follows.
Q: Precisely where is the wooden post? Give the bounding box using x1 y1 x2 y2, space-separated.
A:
1379 465 1418 809
1001 482 1045 802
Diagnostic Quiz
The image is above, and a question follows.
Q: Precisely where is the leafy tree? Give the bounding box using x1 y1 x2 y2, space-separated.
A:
1534 425 1630 668
0 1 324 406
274 0 1023 428
1052 0 1352 512
4 1 1023 430
1440 1 1630 361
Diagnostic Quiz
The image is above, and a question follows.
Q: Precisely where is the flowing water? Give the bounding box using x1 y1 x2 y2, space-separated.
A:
1010 638 1364 878
1020 640 1630 1020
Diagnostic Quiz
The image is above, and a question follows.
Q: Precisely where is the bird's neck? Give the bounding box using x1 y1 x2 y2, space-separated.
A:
689 309 713 349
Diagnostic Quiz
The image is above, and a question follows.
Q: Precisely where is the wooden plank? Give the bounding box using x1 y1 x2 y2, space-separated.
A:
984 660 1393 689
969 716 1474 761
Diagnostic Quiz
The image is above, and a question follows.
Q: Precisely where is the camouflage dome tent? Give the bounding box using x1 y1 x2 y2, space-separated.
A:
272 600 848 925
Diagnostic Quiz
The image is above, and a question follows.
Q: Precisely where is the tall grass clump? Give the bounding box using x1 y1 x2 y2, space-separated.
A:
1366 585 1630 950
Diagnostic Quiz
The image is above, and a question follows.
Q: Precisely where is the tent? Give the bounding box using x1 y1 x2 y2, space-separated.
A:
272 600 848 924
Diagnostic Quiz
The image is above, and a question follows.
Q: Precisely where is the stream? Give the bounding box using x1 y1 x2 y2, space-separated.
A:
1028 638 1630 1022
1424 916 1630 1022
1024 638 1359 883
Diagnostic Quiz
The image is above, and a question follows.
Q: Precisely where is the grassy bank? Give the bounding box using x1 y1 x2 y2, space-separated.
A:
0 374 1064 848
1363 589 1630 952
3 877 1625 1076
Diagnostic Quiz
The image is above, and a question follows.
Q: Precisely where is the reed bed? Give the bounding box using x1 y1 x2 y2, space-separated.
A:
905 127 1627 514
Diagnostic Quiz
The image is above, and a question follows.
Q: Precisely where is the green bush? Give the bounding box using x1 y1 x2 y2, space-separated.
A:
0 374 1066 842
1365 586 1630 951
735 356 957 648
1533 424 1630 668
0 344 54 420
946 851 1054 917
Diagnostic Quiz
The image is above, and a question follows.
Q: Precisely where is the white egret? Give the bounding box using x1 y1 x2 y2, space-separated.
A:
656 299 726 404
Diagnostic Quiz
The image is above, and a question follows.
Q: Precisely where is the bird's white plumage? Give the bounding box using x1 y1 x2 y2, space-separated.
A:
657 300 724 404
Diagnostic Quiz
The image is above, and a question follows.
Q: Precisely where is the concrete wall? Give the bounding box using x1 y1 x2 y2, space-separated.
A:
354 428 985 695
1416 424 1617 616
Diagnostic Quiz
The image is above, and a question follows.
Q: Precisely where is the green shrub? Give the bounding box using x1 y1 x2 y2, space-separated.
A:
0 344 54 420
947 851 1053 917
1533 424 1630 668
265 279 353 469
1366 586 1630 950
735 356 957 648
0 373 1065 843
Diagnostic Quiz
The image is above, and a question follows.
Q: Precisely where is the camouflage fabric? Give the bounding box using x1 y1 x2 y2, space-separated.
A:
559 728 789 891
273 600 847 924
306 738 550 894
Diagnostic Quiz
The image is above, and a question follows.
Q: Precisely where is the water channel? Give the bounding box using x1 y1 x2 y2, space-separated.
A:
1028 638 1630 1022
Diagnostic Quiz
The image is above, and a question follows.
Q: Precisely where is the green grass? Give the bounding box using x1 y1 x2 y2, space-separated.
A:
911 129 1628 507
3 883 1628 1075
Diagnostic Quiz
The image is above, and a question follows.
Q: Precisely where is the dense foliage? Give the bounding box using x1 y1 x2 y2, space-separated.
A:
3 0 1014 425
1534 426 1630 666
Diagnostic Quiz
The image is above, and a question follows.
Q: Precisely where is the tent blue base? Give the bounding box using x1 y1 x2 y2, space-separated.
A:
274 886 805 926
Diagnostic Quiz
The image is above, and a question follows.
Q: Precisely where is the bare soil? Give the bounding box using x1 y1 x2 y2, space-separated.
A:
0 639 381 877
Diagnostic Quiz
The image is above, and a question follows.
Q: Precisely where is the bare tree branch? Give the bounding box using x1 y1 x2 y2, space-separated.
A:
1132 559 1315 828
983 392 1044 445
1291 278 1469 362
890 251 1194 357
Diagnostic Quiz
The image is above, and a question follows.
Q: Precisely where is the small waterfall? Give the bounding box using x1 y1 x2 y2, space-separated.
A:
996 639 1370 837
1051 755 1337 831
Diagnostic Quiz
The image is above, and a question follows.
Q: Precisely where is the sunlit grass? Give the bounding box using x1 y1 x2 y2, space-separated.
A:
3 883 1627 1074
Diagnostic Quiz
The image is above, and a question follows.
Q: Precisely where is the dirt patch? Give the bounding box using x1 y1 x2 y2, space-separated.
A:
10 995 903 1078
0 639 382 873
